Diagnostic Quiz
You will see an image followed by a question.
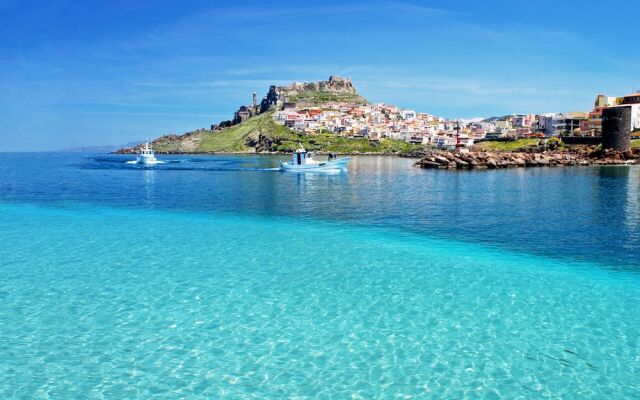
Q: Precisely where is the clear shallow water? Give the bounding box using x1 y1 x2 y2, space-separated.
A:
0 153 639 398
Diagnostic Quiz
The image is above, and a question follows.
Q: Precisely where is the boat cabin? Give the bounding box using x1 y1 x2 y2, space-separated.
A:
139 142 154 155
291 146 315 166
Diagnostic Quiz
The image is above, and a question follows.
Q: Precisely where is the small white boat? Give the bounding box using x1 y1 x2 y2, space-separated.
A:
135 142 162 165
280 145 350 172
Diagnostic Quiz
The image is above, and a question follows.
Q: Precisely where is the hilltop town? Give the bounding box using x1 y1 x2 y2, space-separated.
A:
266 80 640 150
116 76 640 155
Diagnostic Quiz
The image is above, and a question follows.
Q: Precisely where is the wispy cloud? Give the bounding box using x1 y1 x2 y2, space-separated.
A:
209 1 452 21
123 1 453 53
378 78 542 96
132 79 275 89
82 111 215 118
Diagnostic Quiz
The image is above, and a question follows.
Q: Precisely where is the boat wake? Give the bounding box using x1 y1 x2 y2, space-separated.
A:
85 156 284 172
125 160 165 165
282 168 344 174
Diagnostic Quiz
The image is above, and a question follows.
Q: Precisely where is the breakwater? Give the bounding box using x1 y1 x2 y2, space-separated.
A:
416 146 640 169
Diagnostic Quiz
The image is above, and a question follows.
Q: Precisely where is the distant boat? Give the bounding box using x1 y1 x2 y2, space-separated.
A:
280 144 350 172
135 142 162 165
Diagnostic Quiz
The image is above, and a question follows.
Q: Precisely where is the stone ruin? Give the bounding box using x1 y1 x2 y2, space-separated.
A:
211 76 360 130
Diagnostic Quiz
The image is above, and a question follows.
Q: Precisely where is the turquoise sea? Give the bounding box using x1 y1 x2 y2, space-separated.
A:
1 153 639 398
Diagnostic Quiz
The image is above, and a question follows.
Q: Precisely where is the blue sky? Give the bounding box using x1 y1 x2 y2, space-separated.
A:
1 0 639 151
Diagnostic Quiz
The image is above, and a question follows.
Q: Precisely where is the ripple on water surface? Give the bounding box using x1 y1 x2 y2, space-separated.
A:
0 204 639 398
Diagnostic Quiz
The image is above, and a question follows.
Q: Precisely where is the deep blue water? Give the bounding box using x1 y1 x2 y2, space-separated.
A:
1 153 639 398
3 153 639 268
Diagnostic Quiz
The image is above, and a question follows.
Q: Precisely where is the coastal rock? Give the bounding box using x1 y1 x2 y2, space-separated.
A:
419 161 441 169
537 157 550 166
435 155 449 164
415 146 639 171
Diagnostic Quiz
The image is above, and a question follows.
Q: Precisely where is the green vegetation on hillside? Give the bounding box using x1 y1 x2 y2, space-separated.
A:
473 138 541 152
154 112 425 154
197 112 293 152
284 133 425 154
286 91 368 105
475 138 640 152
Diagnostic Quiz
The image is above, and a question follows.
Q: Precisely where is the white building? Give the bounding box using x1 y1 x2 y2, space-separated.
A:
495 120 512 130
615 93 640 131
430 134 474 149
400 109 417 120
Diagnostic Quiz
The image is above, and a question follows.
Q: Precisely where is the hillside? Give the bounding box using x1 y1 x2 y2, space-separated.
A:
148 112 424 154
152 112 291 153
115 75 425 155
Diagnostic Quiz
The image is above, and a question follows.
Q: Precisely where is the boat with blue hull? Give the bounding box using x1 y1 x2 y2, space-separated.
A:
280 145 350 172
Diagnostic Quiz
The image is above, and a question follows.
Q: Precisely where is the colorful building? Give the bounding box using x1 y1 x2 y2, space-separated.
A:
587 93 638 134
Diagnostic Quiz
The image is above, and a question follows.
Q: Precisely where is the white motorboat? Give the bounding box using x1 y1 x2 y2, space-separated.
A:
280 145 350 172
135 142 162 165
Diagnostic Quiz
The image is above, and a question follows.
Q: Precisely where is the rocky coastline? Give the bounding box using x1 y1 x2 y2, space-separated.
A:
415 146 640 170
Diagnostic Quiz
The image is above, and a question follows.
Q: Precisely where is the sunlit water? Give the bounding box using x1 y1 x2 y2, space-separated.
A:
1 153 639 398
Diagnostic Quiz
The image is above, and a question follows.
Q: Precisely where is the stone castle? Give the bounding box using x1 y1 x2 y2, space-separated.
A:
218 76 357 128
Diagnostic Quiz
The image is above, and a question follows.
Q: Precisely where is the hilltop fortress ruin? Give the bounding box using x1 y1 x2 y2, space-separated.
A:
218 76 363 129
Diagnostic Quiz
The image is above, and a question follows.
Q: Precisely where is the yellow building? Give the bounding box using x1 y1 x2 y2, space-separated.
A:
615 92 640 106
595 94 616 107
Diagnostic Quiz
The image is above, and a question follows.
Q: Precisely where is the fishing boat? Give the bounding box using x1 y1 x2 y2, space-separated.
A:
280 144 350 172
135 142 161 165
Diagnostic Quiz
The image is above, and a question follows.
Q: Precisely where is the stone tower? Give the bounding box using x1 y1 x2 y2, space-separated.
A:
602 107 631 151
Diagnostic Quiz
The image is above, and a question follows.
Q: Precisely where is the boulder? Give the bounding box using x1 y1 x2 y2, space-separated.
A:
418 161 440 169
